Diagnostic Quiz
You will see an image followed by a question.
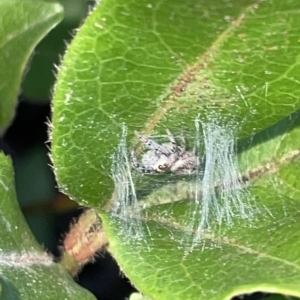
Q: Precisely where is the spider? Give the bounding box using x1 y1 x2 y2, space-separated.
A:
131 129 199 175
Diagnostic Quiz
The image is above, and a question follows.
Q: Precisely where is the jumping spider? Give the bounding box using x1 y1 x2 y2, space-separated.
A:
131 129 199 175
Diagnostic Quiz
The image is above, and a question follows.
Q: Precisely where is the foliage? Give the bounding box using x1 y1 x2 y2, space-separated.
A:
1 0 300 299
51 0 300 299
0 0 62 128
0 0 95 299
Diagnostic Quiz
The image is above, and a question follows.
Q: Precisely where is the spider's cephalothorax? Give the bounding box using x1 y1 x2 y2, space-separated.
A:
131 129 199 175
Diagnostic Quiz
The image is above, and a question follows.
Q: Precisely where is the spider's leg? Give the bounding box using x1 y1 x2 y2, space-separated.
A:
135 131 171 156
131 150 157 174
179 130 186 155
166 129 178 153
192 146 196 155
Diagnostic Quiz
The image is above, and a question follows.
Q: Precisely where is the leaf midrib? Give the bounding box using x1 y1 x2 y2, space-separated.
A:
141 3 257 135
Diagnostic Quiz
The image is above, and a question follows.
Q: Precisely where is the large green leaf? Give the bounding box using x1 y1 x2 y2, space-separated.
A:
102 110 300 300
0 153 95 299
51 0 300 299
0 0 63 129
52 0 300 205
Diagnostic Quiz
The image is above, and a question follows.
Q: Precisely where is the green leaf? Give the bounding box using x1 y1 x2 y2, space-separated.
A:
0 153 95 299
0 0 64 129
52 0 300 206
101 111 300 300
21 0 90 102
51 0 300 299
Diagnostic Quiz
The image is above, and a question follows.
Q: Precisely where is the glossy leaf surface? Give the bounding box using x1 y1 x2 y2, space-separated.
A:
52 0 300 299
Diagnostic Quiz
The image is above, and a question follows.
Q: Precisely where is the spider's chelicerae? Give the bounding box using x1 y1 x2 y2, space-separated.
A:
131 129 199 175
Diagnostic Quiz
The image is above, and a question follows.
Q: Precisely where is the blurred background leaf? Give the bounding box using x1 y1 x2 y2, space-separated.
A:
0 0 63 129
21 0 94 102
0 153 96 299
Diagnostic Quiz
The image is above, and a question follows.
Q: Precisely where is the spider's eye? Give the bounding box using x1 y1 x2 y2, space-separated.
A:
158 163 168 170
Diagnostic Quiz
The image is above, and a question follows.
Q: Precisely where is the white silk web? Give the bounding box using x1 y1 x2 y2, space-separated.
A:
111 125 145 240
111 119 256 248
188 117 255 247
